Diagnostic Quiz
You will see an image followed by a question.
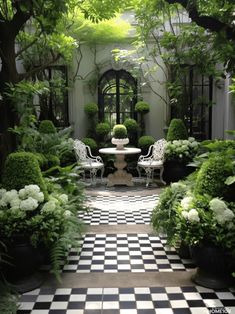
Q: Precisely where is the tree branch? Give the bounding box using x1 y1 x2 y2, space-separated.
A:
16 31 43 58
165 0 235 41
20 53 61 80
10 2 31 38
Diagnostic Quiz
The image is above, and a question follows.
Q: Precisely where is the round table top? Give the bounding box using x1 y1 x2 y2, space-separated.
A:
99 147 141 155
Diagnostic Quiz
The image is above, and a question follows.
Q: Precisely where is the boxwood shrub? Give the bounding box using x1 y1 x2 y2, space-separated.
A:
2 152 47 196
39 120 56 134
167 119 188 141
195 155 234 200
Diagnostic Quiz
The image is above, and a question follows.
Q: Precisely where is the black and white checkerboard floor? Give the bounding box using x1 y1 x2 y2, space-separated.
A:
80 195 159 225
18 286 235 314
63 234 195 273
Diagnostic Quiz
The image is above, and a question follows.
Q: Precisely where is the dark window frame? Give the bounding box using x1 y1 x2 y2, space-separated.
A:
98 69 137 126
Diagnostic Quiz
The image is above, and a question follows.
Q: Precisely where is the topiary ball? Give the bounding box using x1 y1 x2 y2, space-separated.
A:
138 135 155 149
195 155 234 200
135 101 150 114
113 124 128 139
96 122 110 136
39 120 56 134
82 138 98 150
84 103 98 117
167 118 188 141
124 119 138 133
2 152 47 196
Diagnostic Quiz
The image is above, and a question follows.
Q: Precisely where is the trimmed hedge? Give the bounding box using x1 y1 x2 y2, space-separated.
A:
195 155 233 200
135 101 150 114
138 135 155 149
84 103 98 116
124 118 138 133
82 138 98 150
96 122 110 136
39 120 56 134
167 119 188 141
2 152 47 196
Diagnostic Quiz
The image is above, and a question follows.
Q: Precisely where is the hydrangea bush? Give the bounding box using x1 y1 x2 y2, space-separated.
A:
0 185 77 247
164 137 199 163
176 194 235 252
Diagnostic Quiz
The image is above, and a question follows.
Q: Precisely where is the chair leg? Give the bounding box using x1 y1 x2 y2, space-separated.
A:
145 168 152 187
137 166 141 178
91 168 98 185
100 167 104 181
160 167 166 185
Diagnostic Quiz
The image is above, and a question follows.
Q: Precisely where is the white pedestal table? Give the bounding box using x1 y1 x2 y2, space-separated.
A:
99 147 141 187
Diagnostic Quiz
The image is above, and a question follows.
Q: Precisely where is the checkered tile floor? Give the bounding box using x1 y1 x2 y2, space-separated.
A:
80 195 159 225
63 234 195 273
18 286 235 313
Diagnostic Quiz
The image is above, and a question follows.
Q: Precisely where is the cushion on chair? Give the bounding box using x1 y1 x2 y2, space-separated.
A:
137 160 163 168
80 161 104 169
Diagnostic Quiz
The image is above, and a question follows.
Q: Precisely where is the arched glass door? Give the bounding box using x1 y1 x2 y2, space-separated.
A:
98 69 137 128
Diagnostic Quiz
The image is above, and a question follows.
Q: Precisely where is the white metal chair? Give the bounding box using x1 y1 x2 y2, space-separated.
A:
73 139 104 184
137 138 167 187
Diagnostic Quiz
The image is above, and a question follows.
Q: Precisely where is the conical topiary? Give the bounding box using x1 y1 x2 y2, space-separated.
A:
2 152 47 196
167 118 188 141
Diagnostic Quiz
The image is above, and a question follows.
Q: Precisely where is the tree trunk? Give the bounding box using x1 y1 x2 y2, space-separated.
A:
0 37 19 180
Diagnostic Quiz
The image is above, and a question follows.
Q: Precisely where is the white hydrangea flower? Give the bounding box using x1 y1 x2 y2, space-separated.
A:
19 188 27 199
188 137 195 142
58 194 68 205
216 208 235 225
171 182 186 190
0 199 7 208
32 192 44 203
10 197 21 208
42 200 57 212
181 196 194 210
20 197 38 211
209 198 228 215
64 210 71 217
181 210 189 219
3 190 18 203
187 208 200 223
0 188 6 198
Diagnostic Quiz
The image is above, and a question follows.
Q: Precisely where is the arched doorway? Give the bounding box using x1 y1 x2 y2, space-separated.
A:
98 69 137 128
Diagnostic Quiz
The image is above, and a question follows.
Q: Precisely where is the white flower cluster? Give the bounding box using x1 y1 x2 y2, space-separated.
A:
41 193 70 217
0 185 44 212
165 137 199 161
209 198 235 225
180 196 200 223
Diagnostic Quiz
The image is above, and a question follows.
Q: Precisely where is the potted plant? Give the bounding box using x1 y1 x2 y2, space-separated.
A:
163 137 199 183
111 124 129 150
176 194 235 288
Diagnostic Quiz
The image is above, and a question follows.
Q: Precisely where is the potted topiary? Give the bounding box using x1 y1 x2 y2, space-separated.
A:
135 101 150 136
166 118 188 141
124 118 138 145
84 103 98 138
164 118 195 183
111 124 129 150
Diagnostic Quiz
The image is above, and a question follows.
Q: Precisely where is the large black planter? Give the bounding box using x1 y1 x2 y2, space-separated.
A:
163 160 194 183
190 245 235 289
3 236 44 293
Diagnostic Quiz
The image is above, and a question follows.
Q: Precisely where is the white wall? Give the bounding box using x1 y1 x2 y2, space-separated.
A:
212 75 235 139
68 43 167 141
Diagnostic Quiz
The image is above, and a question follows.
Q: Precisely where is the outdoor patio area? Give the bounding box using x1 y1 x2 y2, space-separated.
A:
17 182 235 314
